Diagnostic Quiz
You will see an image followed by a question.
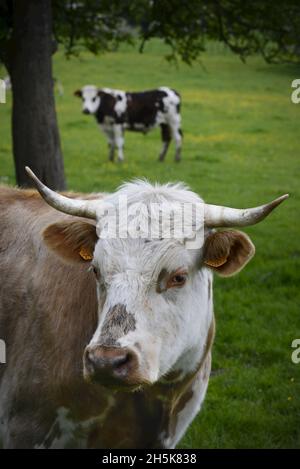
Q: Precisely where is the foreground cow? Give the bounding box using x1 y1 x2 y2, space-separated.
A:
0 169 287 448
74 85 182 162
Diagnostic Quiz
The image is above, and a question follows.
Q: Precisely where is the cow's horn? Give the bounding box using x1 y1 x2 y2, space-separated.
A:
25 167 97 219
204 194 289 227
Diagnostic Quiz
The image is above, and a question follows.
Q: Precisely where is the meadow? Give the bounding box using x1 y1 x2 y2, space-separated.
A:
0 40 299 448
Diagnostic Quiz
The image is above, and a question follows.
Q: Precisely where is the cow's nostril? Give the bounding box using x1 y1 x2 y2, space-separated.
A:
112 353 130 369
112 352 133 376
84 347 137 385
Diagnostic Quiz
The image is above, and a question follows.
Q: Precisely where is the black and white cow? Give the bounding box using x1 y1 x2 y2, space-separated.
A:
74 86 183 162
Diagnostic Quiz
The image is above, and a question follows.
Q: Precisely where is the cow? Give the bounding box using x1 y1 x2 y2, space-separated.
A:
74 85 183 162
0 167 288 448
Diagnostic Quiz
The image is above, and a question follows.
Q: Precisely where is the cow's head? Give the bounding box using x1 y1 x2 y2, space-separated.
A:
74 85 100 115
25 168 288 391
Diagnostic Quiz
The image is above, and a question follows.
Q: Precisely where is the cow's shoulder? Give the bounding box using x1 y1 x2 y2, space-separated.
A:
96 88 127 123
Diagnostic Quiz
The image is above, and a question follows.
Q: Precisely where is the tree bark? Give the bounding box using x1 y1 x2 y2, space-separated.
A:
10 0 65 189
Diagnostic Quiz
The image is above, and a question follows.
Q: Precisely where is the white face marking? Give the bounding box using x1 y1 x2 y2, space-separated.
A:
87 181 213 385
81 85 100 114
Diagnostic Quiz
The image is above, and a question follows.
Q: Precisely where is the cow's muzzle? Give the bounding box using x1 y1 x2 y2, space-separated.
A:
82 108 90 114
84 345 140 389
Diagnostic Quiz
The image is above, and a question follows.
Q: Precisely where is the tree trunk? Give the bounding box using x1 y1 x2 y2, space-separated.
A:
10 0 65 190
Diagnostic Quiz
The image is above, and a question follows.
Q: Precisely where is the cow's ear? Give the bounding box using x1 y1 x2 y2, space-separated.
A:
202 230 255 277
74 89 82 98
43 221 97 264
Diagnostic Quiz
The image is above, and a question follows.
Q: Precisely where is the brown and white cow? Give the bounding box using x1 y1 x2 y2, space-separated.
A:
74 86 182 162
0 168 288 448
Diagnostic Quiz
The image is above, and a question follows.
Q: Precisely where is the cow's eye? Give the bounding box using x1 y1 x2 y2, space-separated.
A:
92 97 97 102
167 271 188 289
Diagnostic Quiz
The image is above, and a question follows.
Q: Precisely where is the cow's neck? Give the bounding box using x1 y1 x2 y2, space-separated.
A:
142 316 215 447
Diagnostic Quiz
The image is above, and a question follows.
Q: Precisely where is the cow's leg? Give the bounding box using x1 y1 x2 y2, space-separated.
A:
108 139 115 162
171 124 183 162
158 124 171 162
166 106 183 162
100 125 115 161
113 124 125 162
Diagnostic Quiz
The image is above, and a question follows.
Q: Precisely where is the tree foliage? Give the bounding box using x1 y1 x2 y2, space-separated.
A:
136 0 300 65
1 0 300 68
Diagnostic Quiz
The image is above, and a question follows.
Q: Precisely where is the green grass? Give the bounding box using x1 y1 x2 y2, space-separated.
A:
0 40 300 448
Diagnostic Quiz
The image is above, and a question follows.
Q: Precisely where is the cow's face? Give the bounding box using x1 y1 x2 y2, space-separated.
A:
44 212 255 391
74 85 100 114
86 236 214 388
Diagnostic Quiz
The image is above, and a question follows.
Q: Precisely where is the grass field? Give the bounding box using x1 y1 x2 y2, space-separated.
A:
0 40 299 448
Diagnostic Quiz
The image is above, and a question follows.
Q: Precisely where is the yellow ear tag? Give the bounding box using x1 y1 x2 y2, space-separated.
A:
79 247 93 261
204 256 228 268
